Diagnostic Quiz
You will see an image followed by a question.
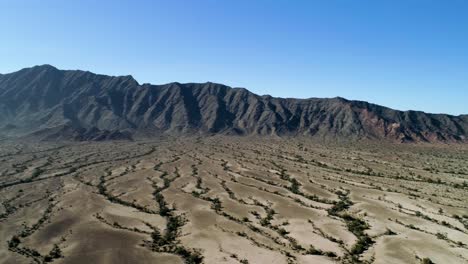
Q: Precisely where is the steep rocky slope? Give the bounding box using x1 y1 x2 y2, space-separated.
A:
0 65 466 142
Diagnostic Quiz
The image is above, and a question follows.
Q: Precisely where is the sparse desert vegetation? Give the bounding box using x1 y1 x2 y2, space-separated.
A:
0 137 467 264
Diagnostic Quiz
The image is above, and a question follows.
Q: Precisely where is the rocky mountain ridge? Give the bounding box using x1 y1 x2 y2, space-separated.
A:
0 65 466 142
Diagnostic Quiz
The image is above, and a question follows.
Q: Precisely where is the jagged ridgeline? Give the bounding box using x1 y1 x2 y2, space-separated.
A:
0 65 466 142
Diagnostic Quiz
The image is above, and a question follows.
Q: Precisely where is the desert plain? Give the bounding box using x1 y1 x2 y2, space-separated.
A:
0 137 467 264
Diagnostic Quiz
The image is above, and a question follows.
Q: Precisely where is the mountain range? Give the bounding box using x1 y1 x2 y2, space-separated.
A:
0 65 466 142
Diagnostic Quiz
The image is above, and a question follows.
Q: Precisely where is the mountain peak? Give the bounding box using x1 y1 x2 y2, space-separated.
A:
332 96 348 102
29 64 59 72
35 64 58 69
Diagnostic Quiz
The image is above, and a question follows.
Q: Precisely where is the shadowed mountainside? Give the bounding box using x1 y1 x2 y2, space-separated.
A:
0 65 466 142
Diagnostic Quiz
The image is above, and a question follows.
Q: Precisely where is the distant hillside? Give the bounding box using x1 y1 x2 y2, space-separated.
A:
0 65 466 142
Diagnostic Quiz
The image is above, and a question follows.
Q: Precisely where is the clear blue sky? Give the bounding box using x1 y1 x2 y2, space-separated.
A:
1 0 467 115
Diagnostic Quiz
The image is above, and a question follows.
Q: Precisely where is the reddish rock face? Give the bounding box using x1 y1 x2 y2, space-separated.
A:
0 65 467 142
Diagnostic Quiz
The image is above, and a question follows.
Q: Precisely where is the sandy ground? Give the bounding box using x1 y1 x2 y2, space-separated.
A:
0 137 467 264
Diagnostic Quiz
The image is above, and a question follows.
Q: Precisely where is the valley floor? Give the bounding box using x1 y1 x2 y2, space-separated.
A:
0 137 467 264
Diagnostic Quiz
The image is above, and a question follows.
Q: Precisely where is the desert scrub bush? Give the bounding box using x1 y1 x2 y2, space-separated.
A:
436 232 447 240
341 214 374 255
31 168 44 179
342 214 368 235
277 227 289 236
44 244 62 262
259 207 276 226
351 236 373 255
210 197 222 212
154 192 171 216
173 247 203 264
221 160 229 170
421 257 435 264
8 235 20 248
236 231 247 237
195 177 203 189
305 245 323 255
288 178 301 194
289 238 305 251
165 215 186 243
327 192 353 216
